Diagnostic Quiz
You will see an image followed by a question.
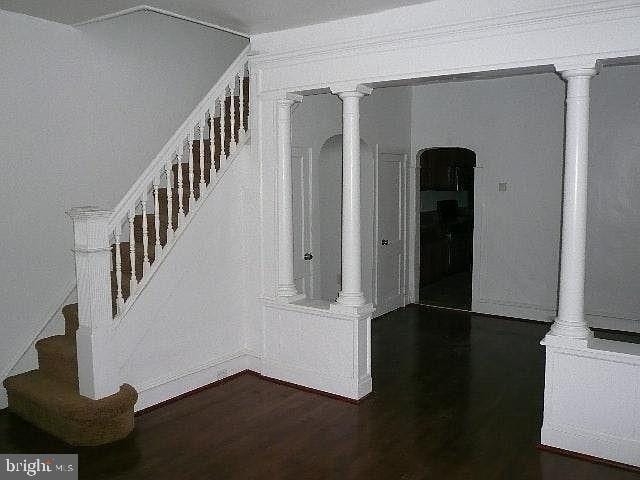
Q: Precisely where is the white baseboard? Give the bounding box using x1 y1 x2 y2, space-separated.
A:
135 351 252 411
542 423 640 468
473 298 555 322
586 312 640 333
473 297 640 333
261 358 362 400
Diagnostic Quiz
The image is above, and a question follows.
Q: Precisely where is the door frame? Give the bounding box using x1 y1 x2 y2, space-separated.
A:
372 144 409 317
291 145 319 299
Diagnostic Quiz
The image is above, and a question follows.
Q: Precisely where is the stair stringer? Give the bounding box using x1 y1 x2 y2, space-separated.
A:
110 141 256 411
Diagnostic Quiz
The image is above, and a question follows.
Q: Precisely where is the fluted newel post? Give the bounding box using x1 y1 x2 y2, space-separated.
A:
276 93 304 301
67 207 119 399
545 66 598 346
330 84 373 314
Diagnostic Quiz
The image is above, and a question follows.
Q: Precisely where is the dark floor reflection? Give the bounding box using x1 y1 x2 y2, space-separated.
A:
0 305 637 479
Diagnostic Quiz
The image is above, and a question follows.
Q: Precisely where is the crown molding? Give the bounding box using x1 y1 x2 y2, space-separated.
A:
72 5 249 38
252 0 640 65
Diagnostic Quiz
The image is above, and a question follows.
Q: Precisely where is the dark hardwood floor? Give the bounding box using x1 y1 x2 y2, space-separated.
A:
1 305 638 479
419 272 472 310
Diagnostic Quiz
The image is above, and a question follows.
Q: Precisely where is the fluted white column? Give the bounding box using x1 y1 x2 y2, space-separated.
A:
67 207 119 399
547 66 598 344
330 84 372 313
276 93 303 300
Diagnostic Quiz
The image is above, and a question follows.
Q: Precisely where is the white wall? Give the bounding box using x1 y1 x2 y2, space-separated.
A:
0 9 247 387
112 145 257 410
411 73 566 321
0 11 93 392
411 65 640 330
291 87 411 306
585 65 640 330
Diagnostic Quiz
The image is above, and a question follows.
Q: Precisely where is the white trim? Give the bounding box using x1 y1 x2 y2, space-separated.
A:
586 312 640 334
114 136 251 325
253 0 640 64
260 357 366 400
135 350 252 411
473 297 640 333
541 423 640 468
72 5 249 38
372 147 408 318
473 298 556 322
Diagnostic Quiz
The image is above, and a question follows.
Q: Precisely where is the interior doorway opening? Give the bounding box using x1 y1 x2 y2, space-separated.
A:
418 147 475 310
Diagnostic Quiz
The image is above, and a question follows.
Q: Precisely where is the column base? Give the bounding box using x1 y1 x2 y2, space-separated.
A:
541 330 592 349
545 317 593 347
275 292 306 304
330 301 374 316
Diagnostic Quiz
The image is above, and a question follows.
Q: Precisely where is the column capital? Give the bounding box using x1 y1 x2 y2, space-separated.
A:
554 58 599 79
276 92 303 107
330 83 373 97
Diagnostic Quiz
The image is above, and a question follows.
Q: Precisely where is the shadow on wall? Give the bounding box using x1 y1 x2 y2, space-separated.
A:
317 135 373 303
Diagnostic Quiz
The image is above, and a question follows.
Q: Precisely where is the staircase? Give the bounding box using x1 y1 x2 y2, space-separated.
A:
3 305 137 446
3 50 250 445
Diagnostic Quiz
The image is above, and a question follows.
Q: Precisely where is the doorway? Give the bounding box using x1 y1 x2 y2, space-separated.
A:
418 147 475 310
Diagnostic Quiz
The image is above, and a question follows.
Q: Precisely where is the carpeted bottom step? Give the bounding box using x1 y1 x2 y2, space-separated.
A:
3 371 137 446
35 335 78 388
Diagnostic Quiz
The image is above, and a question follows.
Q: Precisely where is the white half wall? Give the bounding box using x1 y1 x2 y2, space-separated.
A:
0 9 247 392
542 339 640 467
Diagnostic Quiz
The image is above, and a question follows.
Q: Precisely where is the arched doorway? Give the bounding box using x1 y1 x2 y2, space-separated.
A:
417 147 476 310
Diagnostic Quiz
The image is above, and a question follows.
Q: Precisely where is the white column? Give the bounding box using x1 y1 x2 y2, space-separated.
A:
67 207 119 399
546 66 598 344
276 93 303 300
330 84 373 314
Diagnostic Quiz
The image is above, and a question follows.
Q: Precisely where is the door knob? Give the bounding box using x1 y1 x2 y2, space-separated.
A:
381 239 389 246
304 252 313 260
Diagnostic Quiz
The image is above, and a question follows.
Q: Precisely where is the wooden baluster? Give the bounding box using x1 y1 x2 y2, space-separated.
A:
176 145 185 222
141 195 150 274
199 119 206 192
153 178 161 258
114 225 124 313
165 159 174 243
128 208 137 292
244 66 250 130
186 133 195 211
229 81 236 155
238 71 245 138
220 95 226 167
212 101 218 174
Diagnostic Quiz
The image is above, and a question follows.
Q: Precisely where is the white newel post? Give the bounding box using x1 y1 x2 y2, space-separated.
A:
276 93 304 300
330 84 373 314
545 66 598 346
67 207 119 399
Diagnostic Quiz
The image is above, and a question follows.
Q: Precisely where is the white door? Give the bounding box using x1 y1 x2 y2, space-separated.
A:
291 146 318 298
374 149 407 316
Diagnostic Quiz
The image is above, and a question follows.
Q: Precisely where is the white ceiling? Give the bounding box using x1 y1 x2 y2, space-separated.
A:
0 0 435 34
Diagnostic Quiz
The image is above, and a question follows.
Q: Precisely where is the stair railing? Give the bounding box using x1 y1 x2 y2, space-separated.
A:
67 47 250 399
